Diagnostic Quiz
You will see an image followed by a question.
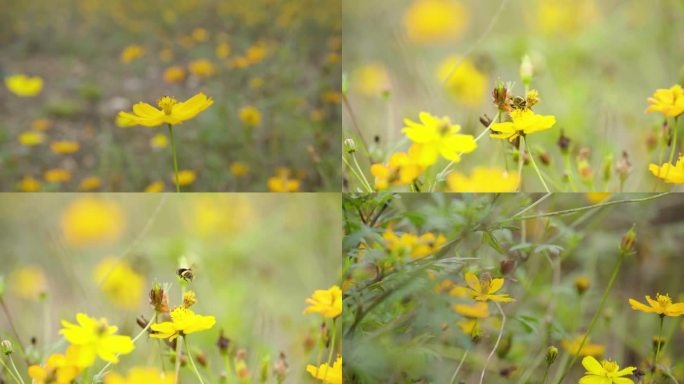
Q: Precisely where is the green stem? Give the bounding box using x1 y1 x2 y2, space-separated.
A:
351 153 373 192
541 365 550 384
183 337 206 384
524 136 550 192
327 318 338 365
653 315 664 375
518 136 525 192
168 124 181 192
480 301 506 384
450 347 469 384
562 153 578 192
555 252 625 384
0 357 23 384
342 156 373 192
7 355 24 384
175 334 183 383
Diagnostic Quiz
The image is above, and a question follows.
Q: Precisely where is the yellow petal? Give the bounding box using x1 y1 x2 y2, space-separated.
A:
581 356 604 375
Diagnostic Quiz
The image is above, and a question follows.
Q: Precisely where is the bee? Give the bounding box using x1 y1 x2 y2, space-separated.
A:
177 267 194 282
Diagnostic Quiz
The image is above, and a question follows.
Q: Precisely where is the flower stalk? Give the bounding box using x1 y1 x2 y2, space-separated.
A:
168 124 181 193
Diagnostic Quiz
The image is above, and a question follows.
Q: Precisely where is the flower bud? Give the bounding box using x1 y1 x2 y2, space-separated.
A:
520 54 534 88
344 138 356 154
545 346 558 365
1 340 13 355
557 131 571 155
260 355 270 382
616 151 632 184
183 290 197 308
217 330 231 356
601 153 613 183
273 352 288 382
149 282 170 313
575 277 590 295
620 225 636 254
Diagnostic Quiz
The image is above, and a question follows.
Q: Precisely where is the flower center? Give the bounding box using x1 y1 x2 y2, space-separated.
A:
157 96 179 115
479 272 492 294
601 360 618 373
656 293 672 307
95 320 109 336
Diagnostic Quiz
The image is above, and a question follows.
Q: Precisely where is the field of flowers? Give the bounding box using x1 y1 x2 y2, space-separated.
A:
0 194 341 383
342 0 684 193
343 193 684 383
0 0 341 192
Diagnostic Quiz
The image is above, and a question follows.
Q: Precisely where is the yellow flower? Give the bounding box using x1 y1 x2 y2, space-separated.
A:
31 118 52 131
28 346 82 384
649 156 684 184
245 43 269 64
189 196 255 238
403 112 477 166
645 84 684 118
120 44 145 64
60 313 135 367
174 170 197 186
50 140 80 154
304 285 342 318
579 356 635 384
144 181 165 192
44 169 72 183
215 42 231 59
104 367 174 384
18 176 41 192
453 301 489 319
118 93 213 127
267 168 300 192
447 167 520 192
230 162 250 177
536 0 600 36
239 105 262 127
150 133 168 149
629 293 684 317
191 27 209 42
60 197 125 246
150 306 216 342
463 272 515 302
403 0 469 43
19 131 45 146
162 66 186 84
94 257 145 310
5 74 43 96
371 148 423 190
79 176 102 191
561 337 605 357
9 265 47 299
437 56 488 107
585 193 611 203
188 58 217 78
307 356 342 384
382 227 446 259
352 64 391 96
322 91 342 104
490 108 556 142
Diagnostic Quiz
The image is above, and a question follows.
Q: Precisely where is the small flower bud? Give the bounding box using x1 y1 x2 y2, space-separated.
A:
526 89 539 108
149 282 170 313
616 151 632 184
1 340 13 355
479 115 492 128
196 352 208 367
520 54 534 88
260 355 270 382
620 225 636 254
217 330 231 356
601 154 613 183
344 138 356 154
575 277 590 295
492 82 512 112
545 346 558 365
500 259 516 275
557 131 571 155
539 150 551 166
273 352 288 382
183 290 197 308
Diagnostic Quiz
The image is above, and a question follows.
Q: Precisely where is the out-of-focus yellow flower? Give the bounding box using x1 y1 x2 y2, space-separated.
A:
144 181 165 192
9 265 47 299
650 156 684 184
50 140 80 154
403 0 469 43
120 44 145 64
150 306 216 342
5 74 43 96
383 227 446 259
79 176 102 191
463 272 515 302
371 148 424 190
447 167 520 192
403 112 477 166
304 286 342 318
28 346 82 384
174 170 197 186
105 367 174 384
188 58 217 78
230 162 250 177
249 77 264 89
579 356 635 384
18 176 41 192
490 108 556 142
215 42 231 59
536 0 600 36
118 93 214 127
307 356 342 384
239 105 262 127
94 257 145 310
437 56 488 107
31 118 52 131
322 91 341 104
162 66 186 84
245 42 268 63
19 131 45 146
585 193 612 203
561 336 605 356
190 196 255 237
45 169 72 183
267 167 300 192
352 64 391 96
191 27 209 42
453 301 489 319
150 133 168 149
645 84 684 118
60 197 125 246
60 313 134 367
629 293 684 317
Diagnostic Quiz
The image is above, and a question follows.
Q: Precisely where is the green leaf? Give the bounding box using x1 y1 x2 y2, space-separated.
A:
481 231 506 254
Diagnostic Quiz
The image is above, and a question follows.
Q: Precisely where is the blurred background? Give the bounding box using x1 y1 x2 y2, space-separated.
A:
0 193 341 382
343 193 684 383
343 0 684 192
0 0 341 191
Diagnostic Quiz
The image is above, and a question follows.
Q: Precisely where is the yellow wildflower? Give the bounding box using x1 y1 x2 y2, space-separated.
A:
118 93 213 127
585 193 611 203
144 181 165 192
645 84 684 118
120 44 145 64
403 0 468 43
18 176 41 192
60 313 135 367
383 227 446 259
490 108 556 141
230 162 250 177
174 170 197 186
403 112 477 166
463 272 515 302
370 148 423 190
105 367 174 384
9 265 47 299
239 105 262 127
94 257 145 310
5 74 43 96
629 293 684 317
191 27 209 42
28 346 82 384
561 336 605 357
79 176 102 191
304 285 342 318
60 197 125 246
188 58 217 78
267 168 300 192
19 131 45 146
245 43 268 63
322 91 341 104
215 42 231 59
162 66 186 84
352 64 391 96
453 301 489 319
150 306 216 342
31 118 52 131
579 356 635 384
50 140 80 154
447 167 520 192
307 356 342 384
45 169 72 183
437 56 488 107
650 156 684 184
150 133 168 149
